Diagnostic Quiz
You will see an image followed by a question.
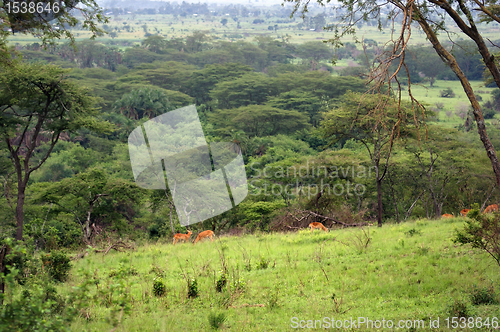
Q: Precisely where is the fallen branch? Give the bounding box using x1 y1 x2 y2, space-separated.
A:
285 225 302 230
297 209 370 227
95 241 134 255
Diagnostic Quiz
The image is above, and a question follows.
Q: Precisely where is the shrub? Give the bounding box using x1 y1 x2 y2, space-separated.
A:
153 276 166 297
149 264 164 277
267 284 281 309
215 271 227 292
455 102 469 119
42 251 71 283
108 264 138 278
231 275 246 293
446 297 474 318
0 279 74 332
256 255 269 270
469 284 498 305
453 204 500 267
187 278 198 298
208 311 227 330
440 87 456 98
405 228 422 237
482 107 496 119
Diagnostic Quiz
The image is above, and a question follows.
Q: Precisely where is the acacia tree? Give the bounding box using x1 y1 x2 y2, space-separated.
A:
319 92 412 226
0 0 107 45
285 0 500 189
34 168 142 244
0 63 111 241
113 87 174 120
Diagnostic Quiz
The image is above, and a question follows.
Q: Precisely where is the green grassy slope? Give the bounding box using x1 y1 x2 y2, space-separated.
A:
58 217 499 331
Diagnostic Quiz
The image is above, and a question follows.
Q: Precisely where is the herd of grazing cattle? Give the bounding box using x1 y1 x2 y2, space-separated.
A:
442 204 498 218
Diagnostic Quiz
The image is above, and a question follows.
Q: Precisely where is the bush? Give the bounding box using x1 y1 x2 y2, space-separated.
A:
440 87 456 98
469 284 498 305
267 284 281 309
482 107 496 119
25 217 82 250
42 251 71 283
453 204 500 267
187 278 198 298
446 297 474 318
108 264 138 278
256 255 269 269
3 248 29 285
405 228 422 237
215 271 227 292
208 311 227 330
0 281 73 332
153 276 166 297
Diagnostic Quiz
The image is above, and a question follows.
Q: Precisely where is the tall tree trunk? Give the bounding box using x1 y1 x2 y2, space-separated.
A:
388 174 400 223
377 178 383 227
375 161 383 227
164 185 176 234
0 244 9 305
414 5 500 189
169 204 174 234
15 182 26 241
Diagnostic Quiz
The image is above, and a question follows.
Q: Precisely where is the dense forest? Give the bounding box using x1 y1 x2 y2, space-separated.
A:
2 31 500 245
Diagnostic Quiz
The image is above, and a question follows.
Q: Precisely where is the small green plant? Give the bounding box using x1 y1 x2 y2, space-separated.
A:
97 264 133 328
469 284 498 305
231 277 246 293
405 228 422 237
454 205 500 267
257 255 269 269
153 276 166 297
215 271 227 292
447 297 474 318
187 278 198 298
42 250 71 282
108 263 139 278
244 258 252 271
208 311 227 330
267 284 281 309
416 243 430 255
148 264 164 277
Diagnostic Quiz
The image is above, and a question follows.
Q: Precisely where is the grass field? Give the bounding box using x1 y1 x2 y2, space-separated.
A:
33 217 500 331
403 80 498 127
7 13 500 47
